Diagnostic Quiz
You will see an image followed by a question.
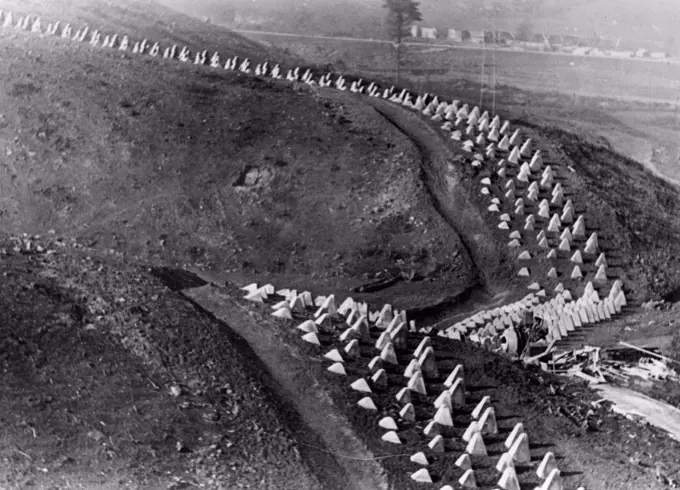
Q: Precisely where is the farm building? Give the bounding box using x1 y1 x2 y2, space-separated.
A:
421 27 438 39
469 30 484 43
447 28 462 41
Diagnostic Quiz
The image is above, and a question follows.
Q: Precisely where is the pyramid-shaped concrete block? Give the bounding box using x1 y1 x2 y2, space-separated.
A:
338 297 357 316
408 372 427 395
595 253 607 268
444 364 464 388
540 468 563 490
459 469 477 488
368 356 383 374
570 250 583 264
508 432 531 463
560 208 573 225
380 342 398 365
466 432 487 456
571 265 583 279
509 128 521 146
371 368 388 387
548 214 562 232
301 332 320 345
572 215 586 237
375 304 393 329
272 305 293 319
339 326 357 343
452 453 471 472
537 451 558 479
404 358 421 378
357 397 377 410
560 228 573 242
315 313 333 328
427 434 445 453
498 466 521 490
381 430 401 444
434 405 454 427
423 420 441 437
520 138 532 157
418 346 439 378
244 289 266 303
594 265 608 283
496 451 515 472
327 362 346 375
411 468 432 483
410 451 429 465
518 250 532 260
505 423 524 449
399 402 416 421
413 336 432 358
448 377 466 406
558 239 570 252
508 146 521 164
435 390 453 411
344 339 361 358
479 406 498 434
375 331 391 350
379 416 398 431
472 395 491 419
351 378 372 393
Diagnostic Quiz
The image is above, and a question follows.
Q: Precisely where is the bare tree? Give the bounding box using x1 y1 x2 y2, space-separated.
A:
383 0 423 83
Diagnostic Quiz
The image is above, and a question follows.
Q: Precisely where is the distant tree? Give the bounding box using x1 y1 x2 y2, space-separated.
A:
515 19 533 43
665 36 678 57
383 0 423 83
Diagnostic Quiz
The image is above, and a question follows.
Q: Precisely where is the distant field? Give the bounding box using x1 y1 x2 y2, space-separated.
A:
244 32 680 104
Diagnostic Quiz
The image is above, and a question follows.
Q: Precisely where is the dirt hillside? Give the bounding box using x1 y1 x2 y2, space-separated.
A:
3 2 680 490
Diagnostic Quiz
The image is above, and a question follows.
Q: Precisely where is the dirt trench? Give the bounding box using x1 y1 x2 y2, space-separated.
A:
176 277 391 490
363 97 514 298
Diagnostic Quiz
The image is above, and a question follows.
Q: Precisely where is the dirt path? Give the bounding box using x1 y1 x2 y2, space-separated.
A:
182 282 391 490
595 384 680 441
365 97 519 298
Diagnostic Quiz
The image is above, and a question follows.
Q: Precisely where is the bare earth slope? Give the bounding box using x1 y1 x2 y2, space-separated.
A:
0 29 478 300
0 235 332 490
4 3 680 490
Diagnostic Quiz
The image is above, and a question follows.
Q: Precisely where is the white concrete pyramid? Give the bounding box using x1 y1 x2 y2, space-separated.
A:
350 378 371 393
466 432 487 456
381 430 401 444
399 402 415 421
459 468 477 488
498 466 521 490
357 397 377 410
537 451 558 479
455 453 472 470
